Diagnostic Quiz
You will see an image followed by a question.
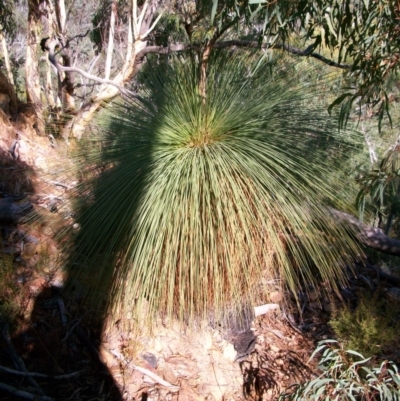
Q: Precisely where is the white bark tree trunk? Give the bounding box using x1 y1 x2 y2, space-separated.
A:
0 33 14 86
104 1 117 81
61 0 161 140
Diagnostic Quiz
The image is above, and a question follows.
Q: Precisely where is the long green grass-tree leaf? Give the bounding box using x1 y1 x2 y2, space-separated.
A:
66 53 363 327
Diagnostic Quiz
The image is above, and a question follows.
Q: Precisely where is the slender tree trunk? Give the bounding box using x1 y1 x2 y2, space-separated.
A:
54 0 75 111
199 44 212 102
0 33 14 86
104 1 117 81
44 58 56 109
43 1 55 109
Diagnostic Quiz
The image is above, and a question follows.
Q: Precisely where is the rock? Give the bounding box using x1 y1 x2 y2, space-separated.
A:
164 356 199 380
270 344 280 353
231 329 256 360
142 352 158 368
28 277 52 298
387 287 400 302
254 303 279 317
222 343 237 362
161 365 179 385
99 344 116 368
269 291 283 303
0 199 33 223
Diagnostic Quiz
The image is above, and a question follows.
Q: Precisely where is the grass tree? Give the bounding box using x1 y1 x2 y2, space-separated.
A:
67 53 363 327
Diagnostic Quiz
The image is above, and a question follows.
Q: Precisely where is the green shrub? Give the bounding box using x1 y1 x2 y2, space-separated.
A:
0 245 18 323
330 291 399 357
280 340 400 401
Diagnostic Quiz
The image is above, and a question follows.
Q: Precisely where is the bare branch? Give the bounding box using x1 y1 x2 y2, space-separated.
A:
0 364 83 379
44 39 138 97
0 383 53 401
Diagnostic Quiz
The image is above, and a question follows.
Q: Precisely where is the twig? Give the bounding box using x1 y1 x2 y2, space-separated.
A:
61 319 81 341
1 323 46 395
0 364 84 379
0 382 54 401
109 349 179 391
281 310 304 336
56 296 68 326
49 181 71 189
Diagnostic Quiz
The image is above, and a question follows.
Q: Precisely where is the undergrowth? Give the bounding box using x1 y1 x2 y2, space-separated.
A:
330 290 400 357
280 340 400 401
0 241 19 323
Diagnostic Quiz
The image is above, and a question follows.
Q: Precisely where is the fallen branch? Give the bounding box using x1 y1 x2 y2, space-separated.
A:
331 209 400 257
56 296 68 326
0 364 84 379
1 323 45 395
0 382 54 401
110 349 179 391
364 262 400 286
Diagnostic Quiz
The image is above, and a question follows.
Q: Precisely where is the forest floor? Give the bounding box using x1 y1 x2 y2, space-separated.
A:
0 129 400 401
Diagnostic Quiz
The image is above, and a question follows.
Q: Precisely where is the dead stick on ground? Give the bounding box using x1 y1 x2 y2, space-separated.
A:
0 382 54 401
1 323 46 395
110 349 179 391
0 364 84 379
56 296 68 326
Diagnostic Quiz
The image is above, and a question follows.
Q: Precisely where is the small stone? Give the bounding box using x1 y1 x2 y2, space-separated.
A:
142 352 158 368
270 345 280 353
269 291 283 303
254 303 279 317
387 287 400 302
161 365 178 385
28 277 52 298
223 343 237 362
99 344 115 368
309 301 321 310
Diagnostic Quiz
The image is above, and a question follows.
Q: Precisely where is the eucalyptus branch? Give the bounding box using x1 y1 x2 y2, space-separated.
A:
65 29 91 47
43 39 138 97
136 40 351 70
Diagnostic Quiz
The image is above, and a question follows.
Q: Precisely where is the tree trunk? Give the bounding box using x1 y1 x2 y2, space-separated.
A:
199 44 212 102
104 1 117 81
26 0 46 134
0 33 14 86
54 0 75 111
61 0 158 140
